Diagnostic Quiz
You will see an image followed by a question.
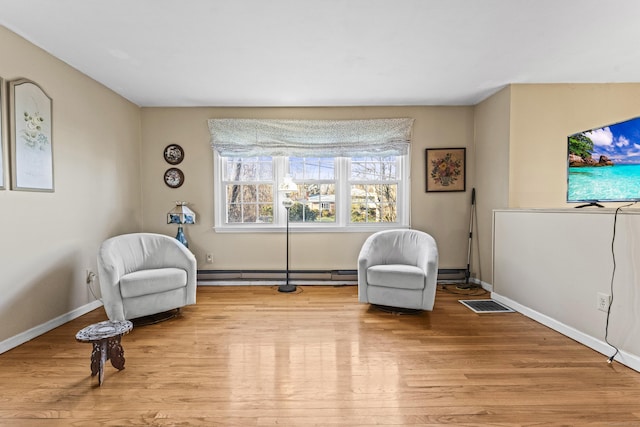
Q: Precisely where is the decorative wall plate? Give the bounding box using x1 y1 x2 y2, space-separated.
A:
163 144 184 165
164 168 184 188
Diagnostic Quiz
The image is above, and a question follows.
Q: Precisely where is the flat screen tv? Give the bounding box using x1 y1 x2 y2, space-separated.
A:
567 116 640 206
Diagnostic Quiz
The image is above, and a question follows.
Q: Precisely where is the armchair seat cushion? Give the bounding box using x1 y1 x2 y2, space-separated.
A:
367 264 425 290
120 268 187 298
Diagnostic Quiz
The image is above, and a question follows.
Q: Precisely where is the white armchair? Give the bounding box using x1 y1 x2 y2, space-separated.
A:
358 229 439 311
97 233 197 321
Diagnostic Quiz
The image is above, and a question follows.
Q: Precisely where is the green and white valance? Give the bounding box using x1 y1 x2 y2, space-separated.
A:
208 118 414 158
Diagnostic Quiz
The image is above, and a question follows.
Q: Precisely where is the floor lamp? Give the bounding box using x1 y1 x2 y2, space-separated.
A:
278 175 298 293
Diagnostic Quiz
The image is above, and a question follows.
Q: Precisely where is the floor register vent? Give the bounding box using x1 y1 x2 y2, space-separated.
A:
459 299 514 313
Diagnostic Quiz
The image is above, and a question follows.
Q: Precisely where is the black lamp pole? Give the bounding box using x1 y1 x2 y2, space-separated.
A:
278 204 296 293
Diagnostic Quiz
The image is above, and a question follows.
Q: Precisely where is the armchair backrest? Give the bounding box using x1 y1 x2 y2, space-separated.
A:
361 229 437 269
99 233 195 278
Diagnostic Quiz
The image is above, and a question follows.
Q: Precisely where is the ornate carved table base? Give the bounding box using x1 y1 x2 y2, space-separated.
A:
76 320 133 386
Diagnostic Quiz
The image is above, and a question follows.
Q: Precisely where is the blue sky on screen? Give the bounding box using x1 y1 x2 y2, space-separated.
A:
585 117 640 164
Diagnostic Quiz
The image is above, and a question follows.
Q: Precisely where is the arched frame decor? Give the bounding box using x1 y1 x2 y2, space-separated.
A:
9 78 54 192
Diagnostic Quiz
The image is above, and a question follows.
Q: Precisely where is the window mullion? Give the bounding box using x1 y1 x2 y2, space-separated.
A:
213 151 224 228
274 156 287 227
398 154 409 226
336 157 348 227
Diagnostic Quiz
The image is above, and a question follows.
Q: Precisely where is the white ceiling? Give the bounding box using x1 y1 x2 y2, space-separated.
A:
1 0 640 107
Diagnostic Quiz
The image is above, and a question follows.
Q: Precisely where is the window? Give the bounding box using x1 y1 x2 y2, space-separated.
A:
290 157 336 223
214 154 409 231
350 156 399 224
222 157 274 224
209 118 414 231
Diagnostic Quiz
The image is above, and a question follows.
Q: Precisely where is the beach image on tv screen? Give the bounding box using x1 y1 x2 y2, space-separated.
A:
568 117 640 202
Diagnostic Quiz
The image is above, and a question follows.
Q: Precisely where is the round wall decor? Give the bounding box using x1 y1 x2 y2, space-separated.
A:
164 168 184 188
163 144 184 165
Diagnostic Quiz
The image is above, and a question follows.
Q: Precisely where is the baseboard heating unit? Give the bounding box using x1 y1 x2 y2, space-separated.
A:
197 268 469 283
459 299 514 313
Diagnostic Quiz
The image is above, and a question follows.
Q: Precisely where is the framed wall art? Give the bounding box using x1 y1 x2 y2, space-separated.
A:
163 144 184 165
0 77 5 190
9 78 54 192
164 167 184 188
425 148 466 192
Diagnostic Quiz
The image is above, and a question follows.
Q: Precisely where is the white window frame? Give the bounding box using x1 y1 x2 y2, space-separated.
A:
213 151 410 232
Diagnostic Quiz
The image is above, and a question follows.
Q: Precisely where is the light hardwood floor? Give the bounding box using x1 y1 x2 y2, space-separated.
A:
1 285 639 426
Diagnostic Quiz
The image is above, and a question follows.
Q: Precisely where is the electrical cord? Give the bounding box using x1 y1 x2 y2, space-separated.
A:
605 202 635 363
87 272 102 302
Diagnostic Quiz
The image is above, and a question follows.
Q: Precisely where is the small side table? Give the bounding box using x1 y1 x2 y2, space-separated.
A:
76 320 133 386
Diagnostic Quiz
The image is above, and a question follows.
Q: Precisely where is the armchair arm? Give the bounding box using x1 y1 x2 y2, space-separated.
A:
420 239 439 310
137 233 197 306
156 239 197 305
357 233 385 303
97 246 126 321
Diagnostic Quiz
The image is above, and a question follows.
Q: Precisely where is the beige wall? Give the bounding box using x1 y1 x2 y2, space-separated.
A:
473 86 511 285
509 83 640 208
0 27 142 344
140 106 475 272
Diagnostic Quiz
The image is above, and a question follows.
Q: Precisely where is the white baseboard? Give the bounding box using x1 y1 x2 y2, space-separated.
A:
474 278 493 292
0 300 103 355
491 292 640 373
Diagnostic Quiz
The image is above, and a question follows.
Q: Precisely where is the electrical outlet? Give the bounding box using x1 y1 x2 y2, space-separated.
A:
597 292 611 312
86 269 96 284
206 253 213 264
